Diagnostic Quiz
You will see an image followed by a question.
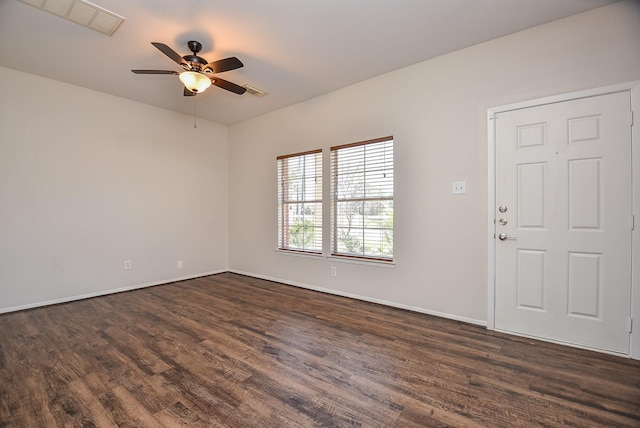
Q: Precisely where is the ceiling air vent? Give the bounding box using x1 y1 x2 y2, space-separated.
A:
243 84 267 97
19 0 125 36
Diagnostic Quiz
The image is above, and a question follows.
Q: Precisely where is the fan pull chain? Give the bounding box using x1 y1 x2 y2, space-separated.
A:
193 94 197 128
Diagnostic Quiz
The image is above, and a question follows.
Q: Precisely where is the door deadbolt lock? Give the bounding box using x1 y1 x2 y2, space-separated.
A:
498 218 508 226
498 205 508 213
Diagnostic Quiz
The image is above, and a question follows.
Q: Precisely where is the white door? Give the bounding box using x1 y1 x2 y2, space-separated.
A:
495 91 632 354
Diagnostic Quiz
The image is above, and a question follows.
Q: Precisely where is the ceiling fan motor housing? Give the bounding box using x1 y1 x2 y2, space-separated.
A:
183 41 208 70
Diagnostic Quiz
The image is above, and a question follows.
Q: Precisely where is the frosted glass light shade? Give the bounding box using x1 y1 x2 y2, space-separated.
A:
179 71 212 93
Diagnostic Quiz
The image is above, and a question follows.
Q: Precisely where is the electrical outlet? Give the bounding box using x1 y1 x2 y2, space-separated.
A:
452 181 466 195
124 260 132 270
177 260 183 269
331 266 337 277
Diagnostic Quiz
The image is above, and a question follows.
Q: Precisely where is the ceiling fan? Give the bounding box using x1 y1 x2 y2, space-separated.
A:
131 41 247 96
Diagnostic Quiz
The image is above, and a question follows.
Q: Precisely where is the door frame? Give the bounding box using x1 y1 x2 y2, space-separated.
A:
487 81 640 359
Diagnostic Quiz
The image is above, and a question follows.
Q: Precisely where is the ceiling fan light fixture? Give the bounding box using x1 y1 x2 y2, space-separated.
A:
179 71 211 93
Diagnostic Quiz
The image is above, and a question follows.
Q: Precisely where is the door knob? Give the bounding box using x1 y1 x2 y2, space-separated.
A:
498 233 517 241
498 218 508 226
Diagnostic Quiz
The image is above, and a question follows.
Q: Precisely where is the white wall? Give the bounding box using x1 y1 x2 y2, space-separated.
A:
228 1 640 325
0 67 229 312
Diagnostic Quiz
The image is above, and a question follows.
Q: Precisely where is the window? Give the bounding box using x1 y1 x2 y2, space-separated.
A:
331 136 394 261
277 150 323 253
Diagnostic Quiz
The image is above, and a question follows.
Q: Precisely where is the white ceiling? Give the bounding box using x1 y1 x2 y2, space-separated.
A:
0 0 619 125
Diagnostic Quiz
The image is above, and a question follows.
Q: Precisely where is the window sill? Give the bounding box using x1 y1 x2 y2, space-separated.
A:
326 255 396 268
275 250 396 267
275 249 324 259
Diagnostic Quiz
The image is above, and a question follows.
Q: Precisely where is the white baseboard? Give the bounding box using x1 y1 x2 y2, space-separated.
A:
2 269 487 329
0 270 226 314
228 269 487 327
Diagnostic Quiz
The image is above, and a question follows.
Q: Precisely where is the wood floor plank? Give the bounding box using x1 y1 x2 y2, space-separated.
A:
1 272 639 427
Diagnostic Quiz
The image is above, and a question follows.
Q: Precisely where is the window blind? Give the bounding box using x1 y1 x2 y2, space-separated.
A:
277 149 323 253
331 137 394 261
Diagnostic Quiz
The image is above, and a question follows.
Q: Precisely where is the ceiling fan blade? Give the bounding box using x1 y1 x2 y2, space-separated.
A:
151 42 186 66
212 77 246 95
131 69 179 74
184 88 196 97
204 57 243 74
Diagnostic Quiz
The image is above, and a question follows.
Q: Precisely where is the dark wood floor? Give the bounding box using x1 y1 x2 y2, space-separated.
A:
1 273 639 427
